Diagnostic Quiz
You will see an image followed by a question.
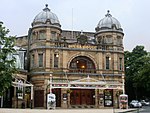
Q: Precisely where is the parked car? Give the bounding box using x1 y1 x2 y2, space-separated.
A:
129 100 142 108
140 100 150 106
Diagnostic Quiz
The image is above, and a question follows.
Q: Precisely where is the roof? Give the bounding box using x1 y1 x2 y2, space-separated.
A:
32 4 61 27
95 10 123 33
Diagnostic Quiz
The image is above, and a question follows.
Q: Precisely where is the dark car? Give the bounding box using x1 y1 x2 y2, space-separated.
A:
140 100 150 106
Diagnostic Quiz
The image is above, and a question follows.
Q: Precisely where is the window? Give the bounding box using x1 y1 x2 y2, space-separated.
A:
117 36 123 45
38 53 43 67
18 51 25 69
31 54 34 67
51 31 57 40
54 53 59 68
39 31 46 40
87 61 92 68
106 35 112 44
31 31 39 41
119 58 122 70
13 54 21 69
71 62 77 68
106 57 110 69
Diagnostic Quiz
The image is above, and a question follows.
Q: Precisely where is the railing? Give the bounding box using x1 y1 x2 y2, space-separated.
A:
68 69 96 73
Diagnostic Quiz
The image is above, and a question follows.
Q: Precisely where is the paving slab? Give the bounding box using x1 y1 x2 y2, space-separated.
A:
0 108 136 113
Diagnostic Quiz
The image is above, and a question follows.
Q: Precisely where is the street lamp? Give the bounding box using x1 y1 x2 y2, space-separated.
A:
30 84 33 109
49 74 52 94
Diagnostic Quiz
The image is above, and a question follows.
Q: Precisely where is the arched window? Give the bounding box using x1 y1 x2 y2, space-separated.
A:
31 54 34 67
54 53 59 68
38 53 43 67
39 30 46 40
69 56 96 73
119 58 122 70
106 57 110 69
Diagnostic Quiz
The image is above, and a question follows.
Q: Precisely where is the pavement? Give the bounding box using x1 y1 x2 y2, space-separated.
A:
0 108 137 113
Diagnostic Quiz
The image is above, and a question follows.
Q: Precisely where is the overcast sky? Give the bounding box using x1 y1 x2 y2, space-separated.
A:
0 0 149 51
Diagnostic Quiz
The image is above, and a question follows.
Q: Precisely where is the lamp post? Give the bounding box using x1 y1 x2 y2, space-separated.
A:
30 85 33 109
49 74 52 94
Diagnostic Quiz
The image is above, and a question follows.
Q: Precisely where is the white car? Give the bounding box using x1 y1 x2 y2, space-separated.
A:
129 100 142 108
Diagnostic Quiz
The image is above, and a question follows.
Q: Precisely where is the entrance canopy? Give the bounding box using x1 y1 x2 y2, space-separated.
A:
51 76 123 90
12 74 34 100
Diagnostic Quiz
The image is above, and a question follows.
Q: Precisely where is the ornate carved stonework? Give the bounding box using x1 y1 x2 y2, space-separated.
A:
77 34 88 45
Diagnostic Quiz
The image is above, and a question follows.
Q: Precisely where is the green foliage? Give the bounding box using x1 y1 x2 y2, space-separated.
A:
125 45 150 100
0 22 17 95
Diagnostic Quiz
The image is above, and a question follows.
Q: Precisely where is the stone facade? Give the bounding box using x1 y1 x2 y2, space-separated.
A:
15 5 125 109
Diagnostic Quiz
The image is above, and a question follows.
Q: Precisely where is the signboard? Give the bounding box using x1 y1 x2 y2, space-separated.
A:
119 94 128 109
104 89 113 107
47 93 56 109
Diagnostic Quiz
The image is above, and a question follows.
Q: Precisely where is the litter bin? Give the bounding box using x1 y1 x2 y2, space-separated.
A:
21 102 25 109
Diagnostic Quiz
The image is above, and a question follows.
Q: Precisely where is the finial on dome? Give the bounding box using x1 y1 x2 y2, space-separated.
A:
107 10 110 14
45 4 48 8
43 4 50 11
105 10 112 17
80 30 83 35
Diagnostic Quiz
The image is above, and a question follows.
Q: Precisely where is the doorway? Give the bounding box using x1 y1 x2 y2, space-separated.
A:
70 89 95 105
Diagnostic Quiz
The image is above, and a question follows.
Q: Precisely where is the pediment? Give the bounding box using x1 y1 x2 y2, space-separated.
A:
70 75 106 85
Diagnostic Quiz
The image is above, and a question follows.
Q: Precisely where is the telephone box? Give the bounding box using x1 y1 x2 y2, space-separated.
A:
47 93 56 109
119 94 128 109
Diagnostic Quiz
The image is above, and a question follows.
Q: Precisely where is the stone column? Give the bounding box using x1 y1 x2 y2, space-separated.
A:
98 89 104 108
44 80 48 109
113 90 118 108
95 89 98 108
61 89 67 108
67 92 70 108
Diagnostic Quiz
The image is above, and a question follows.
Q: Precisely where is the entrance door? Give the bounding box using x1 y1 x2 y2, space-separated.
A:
52 88 61 107
81 90 86 105
34 90 44 107
70 89 95 105
75 90 81 105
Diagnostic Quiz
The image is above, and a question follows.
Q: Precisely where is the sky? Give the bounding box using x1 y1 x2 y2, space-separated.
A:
0 0 149 51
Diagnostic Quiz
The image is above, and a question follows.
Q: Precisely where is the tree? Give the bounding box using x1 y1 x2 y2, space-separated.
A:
0 22 16 95
134 55 150 98
125 45 149 101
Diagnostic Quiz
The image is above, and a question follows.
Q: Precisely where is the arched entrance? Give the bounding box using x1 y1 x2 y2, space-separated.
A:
69 56 96 106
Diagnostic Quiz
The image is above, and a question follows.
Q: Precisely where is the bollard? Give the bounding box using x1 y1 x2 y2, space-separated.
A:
137 108 139 113
30 100 32 109
21 102 25 109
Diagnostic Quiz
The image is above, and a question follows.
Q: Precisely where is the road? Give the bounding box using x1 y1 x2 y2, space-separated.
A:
132 106 150 113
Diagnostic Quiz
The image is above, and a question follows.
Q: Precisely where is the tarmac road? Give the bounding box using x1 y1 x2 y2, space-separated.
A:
137 106 150 113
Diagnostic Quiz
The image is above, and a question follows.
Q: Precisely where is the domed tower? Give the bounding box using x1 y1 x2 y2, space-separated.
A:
95 10 124 50
95 11 125 107
28 4 62 108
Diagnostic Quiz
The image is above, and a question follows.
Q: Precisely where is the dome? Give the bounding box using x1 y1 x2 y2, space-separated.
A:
32 4 61 27
95 10 123 32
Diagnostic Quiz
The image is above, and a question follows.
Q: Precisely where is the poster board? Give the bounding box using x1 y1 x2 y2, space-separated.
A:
47 93 56 109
